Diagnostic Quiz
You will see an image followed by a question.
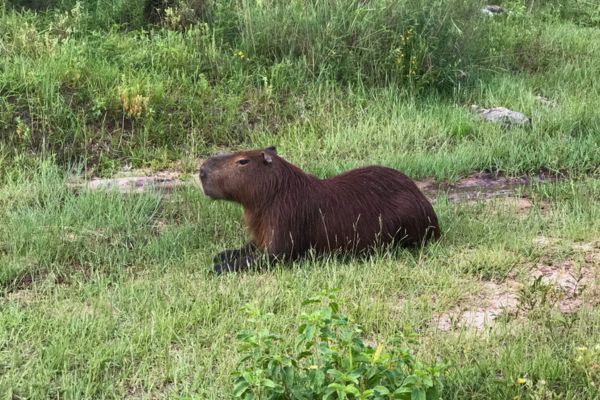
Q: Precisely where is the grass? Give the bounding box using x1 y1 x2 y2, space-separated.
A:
1 0 599 177
1 0 600 398
1 162 599 399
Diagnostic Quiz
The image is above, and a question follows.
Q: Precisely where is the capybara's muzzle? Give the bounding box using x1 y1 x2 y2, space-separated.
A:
198 161 213 196
198 158 226 199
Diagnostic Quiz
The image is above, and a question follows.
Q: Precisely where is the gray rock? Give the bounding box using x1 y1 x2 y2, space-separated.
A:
481 5 504 16
68 174 189 194
471 105 532 127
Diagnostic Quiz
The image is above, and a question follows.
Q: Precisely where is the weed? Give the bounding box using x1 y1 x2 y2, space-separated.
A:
233 289 445 399
518 275 554 312
573 344 600 388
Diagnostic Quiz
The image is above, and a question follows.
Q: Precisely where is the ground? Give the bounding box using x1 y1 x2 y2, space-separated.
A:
1 1 600 399
2 164 599 399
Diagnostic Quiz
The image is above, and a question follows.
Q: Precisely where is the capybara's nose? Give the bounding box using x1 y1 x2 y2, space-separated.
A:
199 166 207 179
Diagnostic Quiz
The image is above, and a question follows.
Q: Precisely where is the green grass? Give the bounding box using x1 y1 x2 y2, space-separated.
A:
1 0 600 398
1 161 599 399
1 0 599 177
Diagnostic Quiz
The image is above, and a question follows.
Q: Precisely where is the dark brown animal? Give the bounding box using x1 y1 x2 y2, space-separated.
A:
200 146 440 273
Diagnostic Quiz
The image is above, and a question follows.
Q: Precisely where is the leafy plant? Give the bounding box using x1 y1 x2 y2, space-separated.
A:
573 344 600 388
233 289 446 400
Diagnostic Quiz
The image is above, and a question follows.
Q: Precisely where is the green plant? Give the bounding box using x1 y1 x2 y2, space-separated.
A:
233 289 446 400
573 344 600 388
517 275 554 312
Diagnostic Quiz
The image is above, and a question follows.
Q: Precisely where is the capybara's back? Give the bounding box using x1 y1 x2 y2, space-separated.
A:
291 165 440 255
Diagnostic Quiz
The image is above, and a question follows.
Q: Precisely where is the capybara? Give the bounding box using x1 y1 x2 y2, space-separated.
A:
200 146 440 273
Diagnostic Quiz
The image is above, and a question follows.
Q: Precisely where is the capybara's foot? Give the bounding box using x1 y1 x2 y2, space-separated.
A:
213 248 240 264
213 262 235 275
213 255 255 275
213 243 257 264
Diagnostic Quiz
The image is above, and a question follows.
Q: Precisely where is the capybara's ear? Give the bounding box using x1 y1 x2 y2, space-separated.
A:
262 151 273 164
265 145 277 154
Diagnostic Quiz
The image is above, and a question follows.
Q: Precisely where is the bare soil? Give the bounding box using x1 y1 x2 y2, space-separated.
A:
69 167 562 204
433 238 600 332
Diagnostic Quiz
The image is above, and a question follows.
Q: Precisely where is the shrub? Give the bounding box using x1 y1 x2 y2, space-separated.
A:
233 289 446 399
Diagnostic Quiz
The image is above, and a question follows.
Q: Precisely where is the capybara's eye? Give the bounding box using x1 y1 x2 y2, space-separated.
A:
237 159 250 165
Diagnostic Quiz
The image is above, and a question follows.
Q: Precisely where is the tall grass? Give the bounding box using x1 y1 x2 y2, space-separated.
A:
2 0 598 175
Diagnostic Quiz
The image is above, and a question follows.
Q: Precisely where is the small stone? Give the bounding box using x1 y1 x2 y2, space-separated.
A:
481 5 504 15
471 105 532 127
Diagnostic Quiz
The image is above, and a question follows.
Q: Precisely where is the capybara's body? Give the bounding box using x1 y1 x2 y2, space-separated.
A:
200 147 440 272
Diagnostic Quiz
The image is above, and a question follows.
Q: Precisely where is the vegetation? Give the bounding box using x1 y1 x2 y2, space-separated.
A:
1 0 599 399
1 160 599 399
1 0 599 177
233 290 445 399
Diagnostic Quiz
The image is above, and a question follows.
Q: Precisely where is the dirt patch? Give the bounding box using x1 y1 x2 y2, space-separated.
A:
69 168 562 206
6 270 42 292
68 170 196 194
415 178 436 193
434 280 521 332
503 197 534 212
3 261 91 297
125 380 174 400
585 248 600 266
531 260 597 313
3 269 57 305
481 196 533 214
422 171 561 203
573 240 600 257
483 196 551 216
152 219 170 234
533 236 600 263
535 95 558 108
415 172 554 214
434 239 599 332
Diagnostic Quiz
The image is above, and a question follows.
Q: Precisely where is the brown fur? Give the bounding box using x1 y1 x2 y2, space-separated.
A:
200 146 440 272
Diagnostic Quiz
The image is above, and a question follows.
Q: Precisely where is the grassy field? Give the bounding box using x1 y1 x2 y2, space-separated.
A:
1 0 600 399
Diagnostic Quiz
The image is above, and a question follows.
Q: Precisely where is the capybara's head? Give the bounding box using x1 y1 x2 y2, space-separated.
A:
199 146 279 203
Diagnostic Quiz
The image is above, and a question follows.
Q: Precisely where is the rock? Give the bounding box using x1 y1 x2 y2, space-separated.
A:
471 105 532 127
481 5 504 16
68 174 188 194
